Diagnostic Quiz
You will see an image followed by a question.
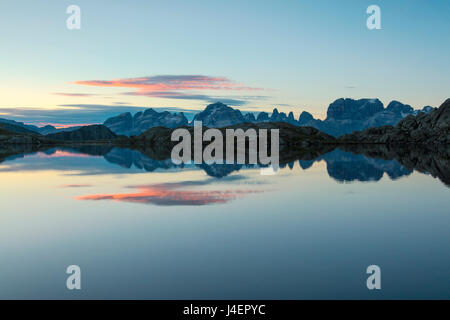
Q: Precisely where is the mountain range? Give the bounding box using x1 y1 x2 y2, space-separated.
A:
0 98 440 142
100 99 435 137
1 99 449 185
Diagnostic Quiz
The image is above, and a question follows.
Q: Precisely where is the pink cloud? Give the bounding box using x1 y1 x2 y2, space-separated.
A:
74 75 265 98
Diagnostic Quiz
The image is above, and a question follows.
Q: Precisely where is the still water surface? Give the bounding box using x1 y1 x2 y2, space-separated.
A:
0 147 448 299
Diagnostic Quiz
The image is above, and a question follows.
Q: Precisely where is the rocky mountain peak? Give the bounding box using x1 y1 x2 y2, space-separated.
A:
192 102 244 127
104 108 188 136
327 98 384 121
298 111 313 124
257 112 269 122
386 101 414 115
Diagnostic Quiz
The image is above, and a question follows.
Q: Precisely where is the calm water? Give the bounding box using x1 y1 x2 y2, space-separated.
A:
0 146 449 299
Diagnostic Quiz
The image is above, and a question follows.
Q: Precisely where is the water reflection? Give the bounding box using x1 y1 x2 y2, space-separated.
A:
1 144 449 186
319 149 412 182
0 143 449 299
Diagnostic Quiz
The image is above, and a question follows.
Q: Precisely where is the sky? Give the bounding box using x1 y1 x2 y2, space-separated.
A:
0 0 449 127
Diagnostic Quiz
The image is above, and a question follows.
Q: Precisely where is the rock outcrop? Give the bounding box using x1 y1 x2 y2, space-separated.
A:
338 99 450 145
130 122 336 160
45 125 118 142
0 127 43 145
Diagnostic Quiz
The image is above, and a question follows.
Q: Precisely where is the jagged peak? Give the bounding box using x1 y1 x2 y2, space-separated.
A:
204 102 229 110
298 111 314 123
143 108 158 116
288 111 294 119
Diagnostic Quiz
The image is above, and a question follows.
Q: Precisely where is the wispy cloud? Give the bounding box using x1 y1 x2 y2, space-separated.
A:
75 75 263 92
74 75 267 106
59 184 92 188
53 93 98 97
1 75 269 125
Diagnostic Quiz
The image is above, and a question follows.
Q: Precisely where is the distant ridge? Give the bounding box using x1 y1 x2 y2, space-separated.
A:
0 98 439 139
0 121 40 135
0 118 80 135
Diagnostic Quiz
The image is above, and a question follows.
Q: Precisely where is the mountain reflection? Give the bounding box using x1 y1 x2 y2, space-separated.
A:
319 149 412 182
0 144 449 186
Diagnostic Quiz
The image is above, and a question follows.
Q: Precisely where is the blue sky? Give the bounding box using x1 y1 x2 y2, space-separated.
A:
0 0 449 126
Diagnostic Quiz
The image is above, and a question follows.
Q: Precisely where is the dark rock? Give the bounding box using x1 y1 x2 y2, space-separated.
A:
0 127 43 145
0 118 41 133
338 98 450 145
46 125 117 142
134 122 336 156
0 122 40 135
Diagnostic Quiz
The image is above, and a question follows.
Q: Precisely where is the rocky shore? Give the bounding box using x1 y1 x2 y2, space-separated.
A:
338 99 450 146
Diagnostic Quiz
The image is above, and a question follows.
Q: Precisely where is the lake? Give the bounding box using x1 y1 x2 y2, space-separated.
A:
0 145 448 299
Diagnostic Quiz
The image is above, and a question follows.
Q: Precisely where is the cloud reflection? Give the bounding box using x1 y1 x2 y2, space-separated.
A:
76 181 262 206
